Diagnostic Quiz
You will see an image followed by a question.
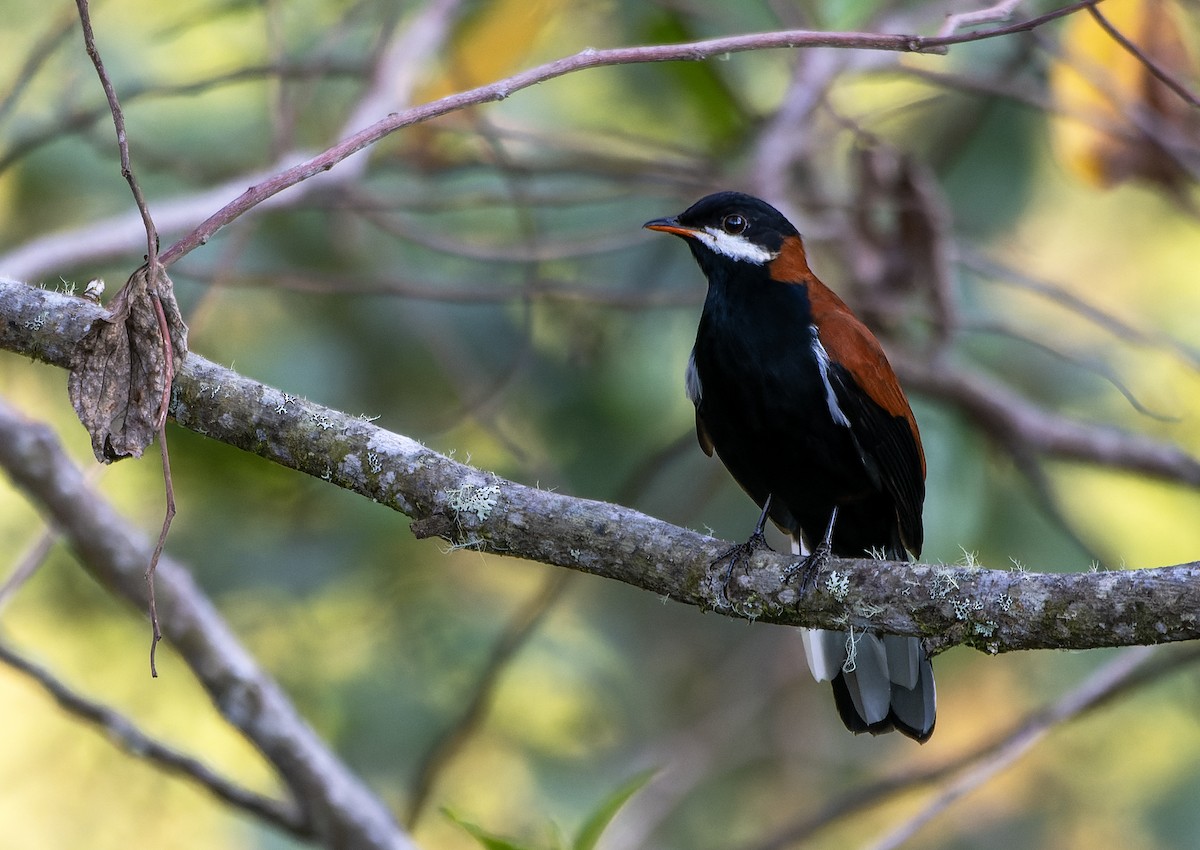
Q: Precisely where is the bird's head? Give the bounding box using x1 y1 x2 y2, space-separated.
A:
644 192 802 273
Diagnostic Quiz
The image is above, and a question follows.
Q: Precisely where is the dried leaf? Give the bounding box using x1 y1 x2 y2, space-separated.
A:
68 263 188 463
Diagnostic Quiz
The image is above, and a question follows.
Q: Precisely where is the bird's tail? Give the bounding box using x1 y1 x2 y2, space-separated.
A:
793 536 936 742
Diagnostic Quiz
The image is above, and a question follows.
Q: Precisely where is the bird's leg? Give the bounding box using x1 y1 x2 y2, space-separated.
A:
712 494 774 601
782 506 838 594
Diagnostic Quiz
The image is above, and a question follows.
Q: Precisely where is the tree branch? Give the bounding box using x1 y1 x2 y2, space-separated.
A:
1086 3 1200 109
0 385 417 850
892 351 1200 486
0 0 464 282
157 1 1095 267
748 642 1200 850
0 639 307 838
0 4 1095 281
404 572 572 828
5 278 1200 657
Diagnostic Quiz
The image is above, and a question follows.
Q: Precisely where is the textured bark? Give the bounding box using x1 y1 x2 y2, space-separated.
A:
3 278 1200 657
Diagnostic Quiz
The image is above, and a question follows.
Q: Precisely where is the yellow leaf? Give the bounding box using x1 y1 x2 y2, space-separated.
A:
421 0 567 100
1048 0 1198 190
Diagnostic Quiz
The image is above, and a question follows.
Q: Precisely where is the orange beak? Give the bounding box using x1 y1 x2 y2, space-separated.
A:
643 217 699 239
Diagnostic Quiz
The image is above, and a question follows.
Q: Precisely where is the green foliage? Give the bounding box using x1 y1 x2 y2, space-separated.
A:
445 810 533 850
445 768 655 850
572 768 656 850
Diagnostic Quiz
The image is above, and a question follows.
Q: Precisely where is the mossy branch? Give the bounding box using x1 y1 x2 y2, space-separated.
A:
4 278 1200 656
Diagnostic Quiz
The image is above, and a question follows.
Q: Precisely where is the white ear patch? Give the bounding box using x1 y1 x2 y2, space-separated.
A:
695 226 776 265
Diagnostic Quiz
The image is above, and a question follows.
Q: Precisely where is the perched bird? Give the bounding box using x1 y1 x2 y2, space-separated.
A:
645 191 935 742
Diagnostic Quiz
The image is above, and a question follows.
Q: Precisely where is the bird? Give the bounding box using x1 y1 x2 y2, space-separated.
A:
644 191 936 742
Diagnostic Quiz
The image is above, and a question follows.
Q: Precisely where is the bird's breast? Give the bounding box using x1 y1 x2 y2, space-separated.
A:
691 281 842 446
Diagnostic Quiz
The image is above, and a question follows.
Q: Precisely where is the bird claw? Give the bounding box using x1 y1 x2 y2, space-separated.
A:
713 529 772 601
781 541 830 598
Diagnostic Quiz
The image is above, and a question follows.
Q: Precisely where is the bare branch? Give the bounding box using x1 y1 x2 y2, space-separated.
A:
4 280 1200 655
0 61 367 177
0 0 462 283
1086 3 1200 109
892 351 1200 486
0 526 55 610
0 4 1096 282
0 6 78 127
748 643 1200 850
869 652 1153 847
0 639 306 837
155 4 1095 268
73 0 158 265
405 573 572 827
0 393 418 850
938 0 1026 38
963 248 1200 371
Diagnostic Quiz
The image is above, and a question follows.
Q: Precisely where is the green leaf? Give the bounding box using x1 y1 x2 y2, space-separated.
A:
573 768 657 850
443 807 537 850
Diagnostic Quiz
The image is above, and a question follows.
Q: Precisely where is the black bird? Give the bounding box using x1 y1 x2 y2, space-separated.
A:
645 191 935 742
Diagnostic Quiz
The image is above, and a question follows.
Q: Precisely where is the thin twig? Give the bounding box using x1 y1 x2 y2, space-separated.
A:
0 529 56 611
962 319 1177 422
180 266 704 309
962 248 1200 371
1087 3 1200 109
0 6 79 127
405 572 571 827
891 349 1200 487
747 643 1200 850
146 288 177 676
0 465 105 611
75 0 175 676
938 0 1026 38
156 1 1099 268
74 0 159 264
599 631 791 850
0 638 307 836
866 644 1184 850
355 206 640 262
1006 444 1108 567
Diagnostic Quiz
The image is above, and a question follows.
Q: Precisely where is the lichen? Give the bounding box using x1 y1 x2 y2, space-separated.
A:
825 570 850 602
444 483 500 522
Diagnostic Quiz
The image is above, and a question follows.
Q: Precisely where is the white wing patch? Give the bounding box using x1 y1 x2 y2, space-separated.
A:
694 226 777 265
810 326 851 428
685 349 702 404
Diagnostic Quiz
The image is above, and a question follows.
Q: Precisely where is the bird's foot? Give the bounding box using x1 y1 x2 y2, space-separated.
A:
781 540 830 598
782 506 838 600
712 529 772 602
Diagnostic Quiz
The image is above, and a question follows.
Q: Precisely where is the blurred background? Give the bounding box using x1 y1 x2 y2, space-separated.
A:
2 0 1200 847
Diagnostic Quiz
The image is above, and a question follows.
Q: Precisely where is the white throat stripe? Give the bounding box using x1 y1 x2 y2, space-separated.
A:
695 227 776 265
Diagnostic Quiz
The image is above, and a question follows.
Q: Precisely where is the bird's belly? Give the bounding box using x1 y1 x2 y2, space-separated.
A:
696 359 873 508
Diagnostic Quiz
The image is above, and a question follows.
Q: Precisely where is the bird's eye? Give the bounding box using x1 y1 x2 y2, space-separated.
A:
722 214 747 234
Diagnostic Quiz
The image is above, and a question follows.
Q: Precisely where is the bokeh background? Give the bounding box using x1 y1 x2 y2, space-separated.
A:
2 0 1200 848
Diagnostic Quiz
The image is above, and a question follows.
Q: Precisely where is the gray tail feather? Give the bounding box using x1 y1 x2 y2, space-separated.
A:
792 538 936 742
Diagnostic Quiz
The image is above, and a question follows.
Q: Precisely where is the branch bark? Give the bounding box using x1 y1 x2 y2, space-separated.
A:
4 278 1199 657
